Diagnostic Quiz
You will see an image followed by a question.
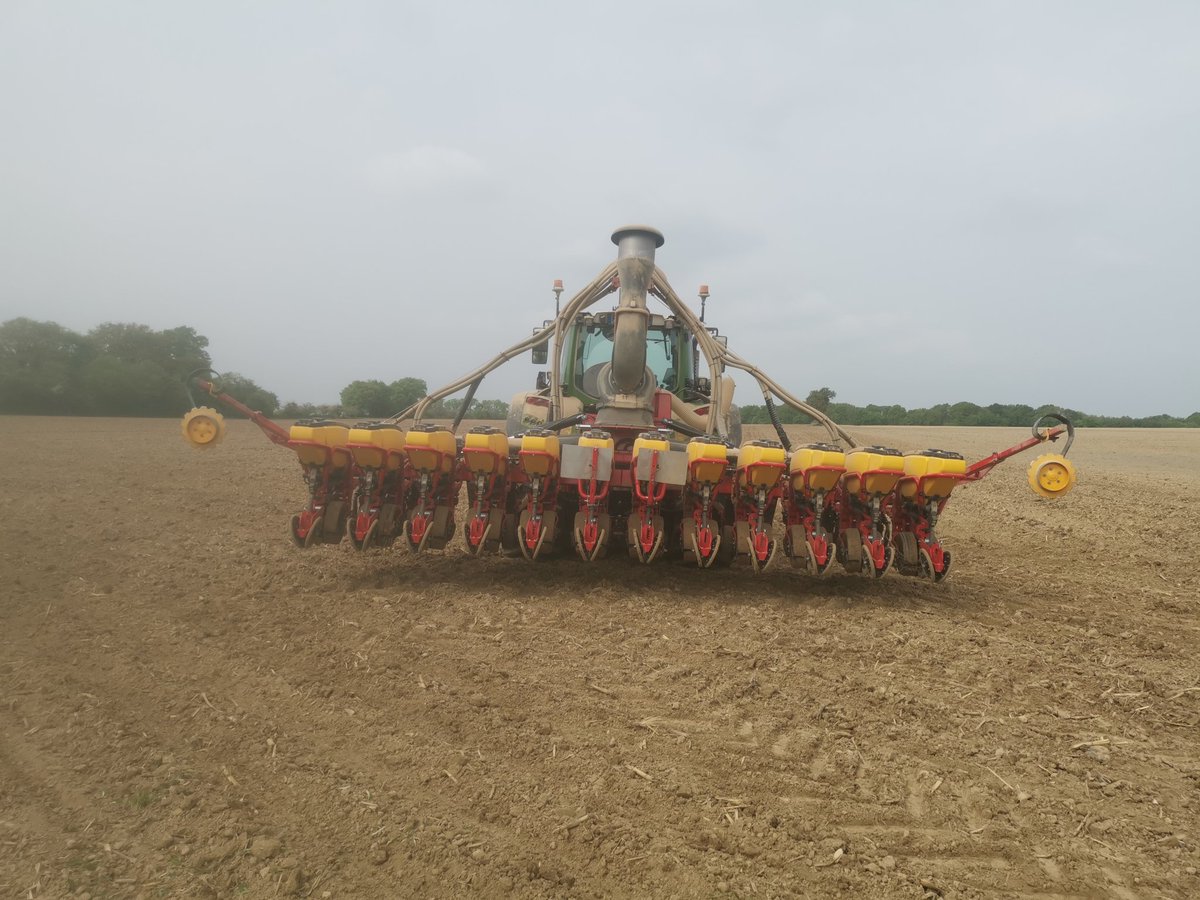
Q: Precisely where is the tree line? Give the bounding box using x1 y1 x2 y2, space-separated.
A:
0 317 280 416
333 379 510 420
0 317 506 420
281 380 509 420
740 388 1200 429
4 319 1195 427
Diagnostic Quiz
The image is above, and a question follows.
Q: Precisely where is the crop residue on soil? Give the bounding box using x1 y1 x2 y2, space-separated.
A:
1 417 1198 898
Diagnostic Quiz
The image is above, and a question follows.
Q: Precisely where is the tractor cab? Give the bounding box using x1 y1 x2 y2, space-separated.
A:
532 312 727 407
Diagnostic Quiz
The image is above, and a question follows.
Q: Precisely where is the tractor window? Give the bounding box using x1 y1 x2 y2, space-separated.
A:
645 328 674 388
574 324 676 381
577 326 614 377
572 323 681 396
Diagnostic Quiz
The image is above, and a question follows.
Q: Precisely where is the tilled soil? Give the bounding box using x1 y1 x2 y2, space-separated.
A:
1 416 1197 899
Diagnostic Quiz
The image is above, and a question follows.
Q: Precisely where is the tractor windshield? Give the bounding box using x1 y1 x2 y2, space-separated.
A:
575 324 679 396
576 325 614 378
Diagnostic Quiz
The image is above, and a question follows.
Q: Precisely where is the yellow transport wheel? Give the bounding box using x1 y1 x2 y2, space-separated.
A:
180 407 226 449
1027 453 1077 498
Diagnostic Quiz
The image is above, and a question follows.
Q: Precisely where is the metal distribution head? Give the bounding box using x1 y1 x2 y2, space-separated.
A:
601 226 666 424
611 225 665 254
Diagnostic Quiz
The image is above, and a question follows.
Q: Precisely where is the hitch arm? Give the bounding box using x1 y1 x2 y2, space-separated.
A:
963 412 1074 483
195 378 292 447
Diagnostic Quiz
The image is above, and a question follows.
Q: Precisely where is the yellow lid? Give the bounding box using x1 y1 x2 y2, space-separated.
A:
845 446 904 474
633 431 672 457
687 438 729 464
790 443 845 474
902 450 966 478
738 440 786 488
579 429 614 450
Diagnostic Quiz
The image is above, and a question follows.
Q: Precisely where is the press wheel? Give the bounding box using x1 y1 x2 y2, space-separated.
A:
871 545 895 579
919 547 951 582
180 407 226 449
349 518 378 552
290 513 321 549
1027 453 1077 498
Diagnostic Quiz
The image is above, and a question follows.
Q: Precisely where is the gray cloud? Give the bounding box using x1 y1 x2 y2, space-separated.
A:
1 1 1197 415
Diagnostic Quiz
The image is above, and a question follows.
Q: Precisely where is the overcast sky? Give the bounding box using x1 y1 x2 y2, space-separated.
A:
2 1 1197 416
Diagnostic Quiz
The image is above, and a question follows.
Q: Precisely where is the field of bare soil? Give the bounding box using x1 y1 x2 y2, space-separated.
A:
1 416 1198 899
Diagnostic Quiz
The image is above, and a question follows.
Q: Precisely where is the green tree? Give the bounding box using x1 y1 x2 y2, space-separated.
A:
88 322 210 376
157 326 212 375
805 387 836 413
0 318 90 413
83 322 213 415
279 401 339 419
473 399 510 419
80 355 181 416
279 401 318 419
213 372 279 416
340 380 394 418
389 377 428 413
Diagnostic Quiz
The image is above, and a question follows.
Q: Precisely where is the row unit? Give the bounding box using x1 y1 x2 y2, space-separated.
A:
287 419 968 500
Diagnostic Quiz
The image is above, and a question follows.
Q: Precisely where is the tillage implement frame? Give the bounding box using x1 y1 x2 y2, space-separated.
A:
181 226 1077 582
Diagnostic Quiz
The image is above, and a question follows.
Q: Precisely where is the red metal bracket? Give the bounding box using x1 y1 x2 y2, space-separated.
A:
963 426 1066 483
196 378 291 447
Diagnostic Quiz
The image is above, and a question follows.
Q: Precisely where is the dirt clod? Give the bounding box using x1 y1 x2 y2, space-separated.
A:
250 836 281 860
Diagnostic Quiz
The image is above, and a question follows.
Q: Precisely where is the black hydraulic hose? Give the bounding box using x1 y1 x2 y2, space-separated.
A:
542 412 587 432
452 377 483 432
1032 412 1075 455
183 366 222 408
763 392 792 451
660 417 707 439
